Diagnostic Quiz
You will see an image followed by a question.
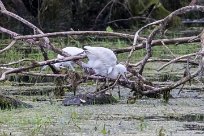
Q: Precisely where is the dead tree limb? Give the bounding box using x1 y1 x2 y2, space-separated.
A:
14 31 143 41
0 40 16 53
0 55 85 81
0 0 65 74
114 35 200 53
129 58 199 67
138 27 159 75
157 53 199 71
127 5 204 96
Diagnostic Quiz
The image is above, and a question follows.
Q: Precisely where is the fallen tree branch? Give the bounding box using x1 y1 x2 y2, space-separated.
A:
0 55 85 81
0 59 36 67
14 31 144 41
141 29 204 95
0 1 66 74
142 67 201 94
157 53 199 71
107 16 156 24
0 40 16 53
129 58 199 67
114 35 200 53
138 27 159 74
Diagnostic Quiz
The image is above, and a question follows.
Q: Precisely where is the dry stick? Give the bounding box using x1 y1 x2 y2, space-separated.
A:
0 27 61 75
0 27 19 37
130 5 204 94
129 5 204 60
14 31 143 41
157 53 198 71
0 2 49 47
16 72 131 91
177 58 191 95
94 0 113 24
0 1 63 73
129 58 199 67
142 68 201 94
114 36 200 53
0 26 36 45
12 31 200 55
190 0 197 5
20 72 103 84
161 40 176 57
144 30 204 95
0 59 35 67
0 40 16 53
107 16 156 24
108 0 114 21
0 55 85 81
95 76 121 95
117 1 133 17
138 27 160 75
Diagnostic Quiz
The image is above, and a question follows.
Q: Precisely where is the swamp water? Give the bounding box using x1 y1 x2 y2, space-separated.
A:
0 84 204 136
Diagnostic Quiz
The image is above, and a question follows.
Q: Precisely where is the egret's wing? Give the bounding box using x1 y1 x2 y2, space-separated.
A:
57 54 64 59
84 46 117 67
56 47 84 70
62 47 84 56
91 59 109 76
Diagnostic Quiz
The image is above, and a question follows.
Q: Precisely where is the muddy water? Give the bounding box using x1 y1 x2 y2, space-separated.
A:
0 85 204 136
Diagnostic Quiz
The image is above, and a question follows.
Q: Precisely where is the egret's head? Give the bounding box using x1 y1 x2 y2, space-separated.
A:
116 63 127 73
115 63 128 81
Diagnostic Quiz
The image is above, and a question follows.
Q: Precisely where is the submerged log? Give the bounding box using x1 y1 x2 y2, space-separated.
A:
0 94 33 110
62 92 117 106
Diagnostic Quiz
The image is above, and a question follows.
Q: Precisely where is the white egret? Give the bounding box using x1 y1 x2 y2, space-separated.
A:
82 46 128 80
42 47 84 71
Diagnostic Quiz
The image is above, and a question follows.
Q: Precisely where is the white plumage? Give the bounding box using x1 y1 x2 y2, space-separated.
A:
42 47 84 71
82 46 127 80
55 47 84 70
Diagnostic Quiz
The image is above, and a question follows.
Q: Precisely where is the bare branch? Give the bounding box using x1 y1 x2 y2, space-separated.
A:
0 59 36 67
114 36 200 53
132 5 204 50
0 0 6 10
0 40 16 54
0 1 50 47
157 53 198 71
0 26 19 37
129 58 199 67
0 55 85 81
107 16 156 24
14 31 145 41
142 68 201 94
95 0 113 24
138 27 159 74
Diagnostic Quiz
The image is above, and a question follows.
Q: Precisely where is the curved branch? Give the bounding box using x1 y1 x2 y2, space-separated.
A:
0 40 16 54
0 55 85 81
157 53 198 71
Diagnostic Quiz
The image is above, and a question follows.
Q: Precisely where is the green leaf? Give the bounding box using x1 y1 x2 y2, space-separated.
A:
106 26 113 32
101 124 107 135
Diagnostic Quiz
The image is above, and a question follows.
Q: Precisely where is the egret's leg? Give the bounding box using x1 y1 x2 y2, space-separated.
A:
95 78 99 92
117 85 121 99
